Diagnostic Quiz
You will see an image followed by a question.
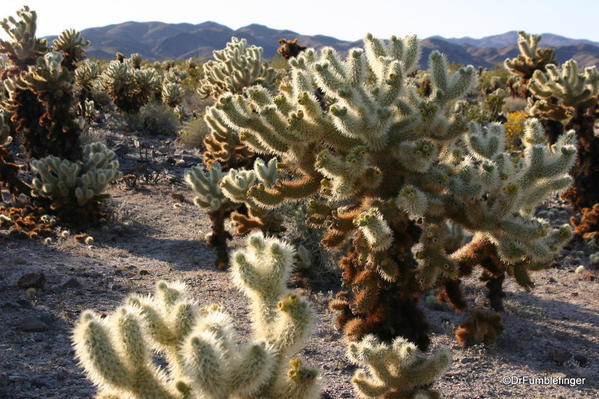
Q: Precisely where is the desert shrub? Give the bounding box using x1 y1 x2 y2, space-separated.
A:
504 110 528 151
502 96 527 113
126 102 181 136
178 115 210 148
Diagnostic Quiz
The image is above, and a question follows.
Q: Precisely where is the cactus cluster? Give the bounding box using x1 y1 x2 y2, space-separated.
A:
203 33 576 346
100 55 160 114
527 60 599 210
73 232 321 399
504 31 556 96
347 335 451 399
198 37 277 100
30 142 121 217
185 158 282 269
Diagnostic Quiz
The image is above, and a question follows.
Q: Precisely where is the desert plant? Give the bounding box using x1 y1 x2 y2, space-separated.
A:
0 6 47 76
0 110 30 197
347 335 451 399
126 102 181 136
208 33 576 348
454 310 503 347
198 37 277 100
4 51 83 161
178 115 211 148
504 31 556 97
504 110 527 150
99 56 160 114
30 142 121 218
527 59 599 210
72 232 321 399
277 39 307 61
52 28 90 71
185 158 282 269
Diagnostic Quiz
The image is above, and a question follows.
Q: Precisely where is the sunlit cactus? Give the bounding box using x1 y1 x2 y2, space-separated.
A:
100 56 160 114
73 233 320 399
185 159 283 269
206 33 576 347
4 51 84 161
527 60 599 209
198 37 277 100
347 335 451 399
30 142 121 217
0 6 47 74
52 28 90 71
504 31 556 83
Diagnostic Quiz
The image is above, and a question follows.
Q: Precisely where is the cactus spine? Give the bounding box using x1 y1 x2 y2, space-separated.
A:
73 233 320 399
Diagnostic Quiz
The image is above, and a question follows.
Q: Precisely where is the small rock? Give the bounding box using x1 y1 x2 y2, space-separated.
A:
551 349 572 365
573 354 588 367
31 376 59 389
461 358 476 364
17 272 46 289
548 277 557 283
61 277 82 290
18 317 49 332
139 270 149 276
14 257 27 265
16 299 32 308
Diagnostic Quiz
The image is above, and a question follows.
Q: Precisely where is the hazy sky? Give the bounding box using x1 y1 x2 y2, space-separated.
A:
1 0 598 42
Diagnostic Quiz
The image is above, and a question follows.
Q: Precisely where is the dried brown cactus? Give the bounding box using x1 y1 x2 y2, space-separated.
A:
455 310 504 346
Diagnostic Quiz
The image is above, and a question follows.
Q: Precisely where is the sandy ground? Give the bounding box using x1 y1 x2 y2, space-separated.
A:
0 125 597 399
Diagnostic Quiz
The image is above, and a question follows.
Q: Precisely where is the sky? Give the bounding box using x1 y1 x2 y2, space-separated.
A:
1 0 598 42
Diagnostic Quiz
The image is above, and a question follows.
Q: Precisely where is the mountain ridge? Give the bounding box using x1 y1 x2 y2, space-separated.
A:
43 23 599 68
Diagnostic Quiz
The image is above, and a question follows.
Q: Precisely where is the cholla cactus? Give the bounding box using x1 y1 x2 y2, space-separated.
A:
0 110 30 197
208 33 576 347
527 60 599 210
202 106 255 170
347 335 451 399
0 6 47 74
52 28 89 71
4 51 83 161
100 56 160 114
30 142 121 216
198 37 277 100
185 162 233 270
504 31 556 82
185 159 282 269
73 233 320 399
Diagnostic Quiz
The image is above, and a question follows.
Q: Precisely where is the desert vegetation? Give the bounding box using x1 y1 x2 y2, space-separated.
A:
0 6 597 399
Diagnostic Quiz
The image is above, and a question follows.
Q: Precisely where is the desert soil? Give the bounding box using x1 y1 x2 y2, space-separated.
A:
0 122 597 399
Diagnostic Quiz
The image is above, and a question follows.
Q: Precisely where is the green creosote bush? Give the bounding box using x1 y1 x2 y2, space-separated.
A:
30 142 121 213
125 102 181 136
72 232 321 399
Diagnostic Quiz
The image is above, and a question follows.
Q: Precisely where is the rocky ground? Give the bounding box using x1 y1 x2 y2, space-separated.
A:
0 121 597 399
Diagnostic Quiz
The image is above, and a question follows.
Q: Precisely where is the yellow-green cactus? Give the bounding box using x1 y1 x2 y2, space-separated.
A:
207 33 577 346
347 335 451 399
30 142 121 213
73 233 320 399
52 28 89 71
0 6 47 71
198 37 277 100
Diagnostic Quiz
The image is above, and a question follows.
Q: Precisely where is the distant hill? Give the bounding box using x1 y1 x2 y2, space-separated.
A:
44 23 599 68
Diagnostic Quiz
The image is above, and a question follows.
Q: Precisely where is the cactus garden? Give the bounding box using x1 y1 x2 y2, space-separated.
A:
0 4 598 399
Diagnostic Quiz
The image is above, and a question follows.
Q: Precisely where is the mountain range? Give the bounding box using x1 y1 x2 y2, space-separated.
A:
45 22 599 68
